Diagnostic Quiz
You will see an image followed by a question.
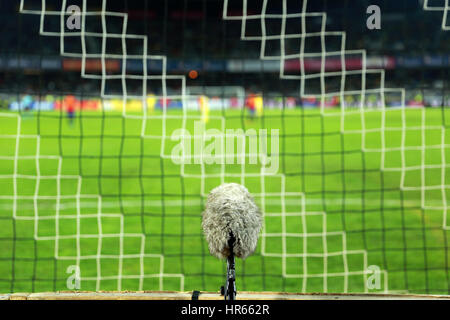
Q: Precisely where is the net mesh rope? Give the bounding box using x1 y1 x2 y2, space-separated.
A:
424 0 450 30
1 0 447 294
13 0 185 292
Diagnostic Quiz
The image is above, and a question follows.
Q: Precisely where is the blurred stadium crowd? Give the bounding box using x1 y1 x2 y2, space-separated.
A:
0 0 449 111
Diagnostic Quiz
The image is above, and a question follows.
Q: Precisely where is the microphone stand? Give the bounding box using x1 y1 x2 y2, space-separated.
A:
224 233 236 300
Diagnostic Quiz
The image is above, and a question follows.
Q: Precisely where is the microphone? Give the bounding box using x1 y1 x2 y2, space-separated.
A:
202 183 263 300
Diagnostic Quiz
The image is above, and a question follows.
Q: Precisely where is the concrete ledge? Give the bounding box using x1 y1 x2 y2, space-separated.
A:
1 291 450 300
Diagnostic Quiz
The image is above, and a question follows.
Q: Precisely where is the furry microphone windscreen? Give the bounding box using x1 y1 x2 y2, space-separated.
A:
202 183 263 259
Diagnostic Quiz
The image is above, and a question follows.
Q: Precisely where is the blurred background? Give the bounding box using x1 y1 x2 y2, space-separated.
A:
0 0 449 110
1 0 450 295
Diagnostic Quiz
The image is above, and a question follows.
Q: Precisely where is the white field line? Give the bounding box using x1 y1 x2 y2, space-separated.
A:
0 197 444 211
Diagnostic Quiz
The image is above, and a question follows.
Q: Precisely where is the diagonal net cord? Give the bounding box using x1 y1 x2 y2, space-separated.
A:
17 0 184 291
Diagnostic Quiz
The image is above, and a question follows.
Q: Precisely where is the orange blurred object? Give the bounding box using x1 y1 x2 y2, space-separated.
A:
188 70 198 79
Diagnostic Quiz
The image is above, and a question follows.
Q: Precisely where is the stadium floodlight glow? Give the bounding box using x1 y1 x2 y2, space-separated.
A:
202 183 263 300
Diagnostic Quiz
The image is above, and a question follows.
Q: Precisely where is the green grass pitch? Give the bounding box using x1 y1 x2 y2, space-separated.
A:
0 107 449 295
